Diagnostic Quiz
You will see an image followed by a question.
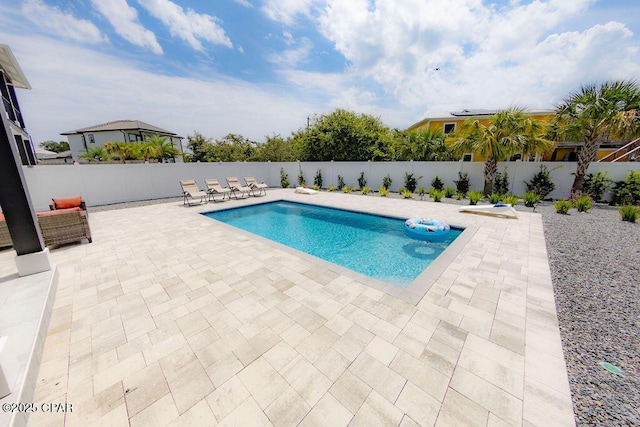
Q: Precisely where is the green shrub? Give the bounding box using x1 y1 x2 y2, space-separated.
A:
554 199 572 214
494 168 510 195
342 186 355 193
583 170 612 203
619 205 640 222
313 169 323 188
573 195 593 212
611 171 640 206
357 172 367 190
378 186 389 197
382 174 392 190
431 176 444 191
404 172 422 193
429 189 443 202
455 192 464 200
361 186 371 195
443 186 456 198
327 185 335 192
522 192 541 208
311 184 320 191
454 172 470 195
488 192 502 204
337 175 345 190
400 189 414 199
417 186 427 199
280 167 290 188
503 194 519 206
297 169 305 186
468 191 483 205
525 165 556 199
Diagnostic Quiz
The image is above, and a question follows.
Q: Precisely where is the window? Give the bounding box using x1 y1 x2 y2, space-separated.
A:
462 153 473 162
443 123 456 134
88 134 95 144
128 133 138 142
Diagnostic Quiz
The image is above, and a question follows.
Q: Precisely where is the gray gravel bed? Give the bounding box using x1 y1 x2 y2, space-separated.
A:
536 203 640 427
87 194 639 425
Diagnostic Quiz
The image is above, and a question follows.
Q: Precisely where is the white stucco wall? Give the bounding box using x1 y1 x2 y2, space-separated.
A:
19 161 640 212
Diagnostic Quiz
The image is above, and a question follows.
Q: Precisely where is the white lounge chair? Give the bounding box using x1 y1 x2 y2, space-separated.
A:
244 177 268 196
226 177 253 199
205 179 232 202
458 203 518 219
180 180 208 206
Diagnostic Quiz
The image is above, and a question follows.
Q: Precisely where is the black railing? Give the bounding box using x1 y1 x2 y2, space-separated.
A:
2 95 25 128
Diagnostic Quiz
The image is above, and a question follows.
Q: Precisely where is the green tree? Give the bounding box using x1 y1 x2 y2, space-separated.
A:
104 141 134 163
252 134 299 161
79 146 108 162
39 140 70 153
293 109 393 161
186 132 213 162
552 80 640 192
145 134 180 162
391 129 455 161
451 108 553 194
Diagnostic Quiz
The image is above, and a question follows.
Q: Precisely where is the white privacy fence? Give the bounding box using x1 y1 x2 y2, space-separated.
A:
21 161 640 211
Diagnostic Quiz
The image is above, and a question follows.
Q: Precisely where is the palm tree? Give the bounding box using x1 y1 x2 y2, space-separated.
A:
553 80 640 193
79 146 108 162
451 108 554 194
145 134 179 162
103 141 132 164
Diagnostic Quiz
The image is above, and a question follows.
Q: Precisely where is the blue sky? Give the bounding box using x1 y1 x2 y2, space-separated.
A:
1 0 640 145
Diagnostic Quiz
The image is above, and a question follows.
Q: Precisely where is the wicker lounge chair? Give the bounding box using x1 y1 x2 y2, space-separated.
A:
244 177 268 196
204 179 232 202
225 177 253 199
180 180 208 206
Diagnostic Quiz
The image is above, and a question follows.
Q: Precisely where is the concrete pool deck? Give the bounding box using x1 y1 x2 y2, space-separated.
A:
3 189 575 426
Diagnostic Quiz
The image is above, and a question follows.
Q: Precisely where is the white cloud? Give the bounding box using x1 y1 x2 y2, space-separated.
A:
137 0 232 51
3 33 317 144
312 0 640 117
234 0 253 8
91 0 163 54
21 0 107 44
262 0 319 26
268 37 313 67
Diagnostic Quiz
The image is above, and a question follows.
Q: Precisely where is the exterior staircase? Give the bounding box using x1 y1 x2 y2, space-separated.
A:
598 137 640 162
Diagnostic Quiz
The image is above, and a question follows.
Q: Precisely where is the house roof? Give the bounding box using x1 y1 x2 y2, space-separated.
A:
61 120 182 138
0 44 31 89
407 108 555 131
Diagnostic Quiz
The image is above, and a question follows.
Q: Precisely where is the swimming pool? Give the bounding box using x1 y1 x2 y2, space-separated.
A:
203 201 462 288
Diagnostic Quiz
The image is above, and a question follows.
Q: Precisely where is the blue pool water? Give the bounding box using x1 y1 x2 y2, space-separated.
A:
203 201 462 288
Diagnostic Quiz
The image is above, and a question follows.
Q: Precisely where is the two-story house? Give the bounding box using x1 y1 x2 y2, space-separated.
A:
61 120 184 161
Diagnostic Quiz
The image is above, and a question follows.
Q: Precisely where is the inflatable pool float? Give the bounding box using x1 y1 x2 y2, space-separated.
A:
458 203 518 219
404 217 450 241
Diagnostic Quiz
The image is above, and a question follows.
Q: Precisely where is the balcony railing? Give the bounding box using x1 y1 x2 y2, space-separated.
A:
2 95 25 129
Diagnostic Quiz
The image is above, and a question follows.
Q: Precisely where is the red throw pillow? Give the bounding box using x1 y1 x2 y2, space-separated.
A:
0 213 4 221
52 196 83 209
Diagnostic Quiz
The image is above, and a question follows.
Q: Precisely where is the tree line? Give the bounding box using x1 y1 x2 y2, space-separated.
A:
185 110 457 164
59 80 639 194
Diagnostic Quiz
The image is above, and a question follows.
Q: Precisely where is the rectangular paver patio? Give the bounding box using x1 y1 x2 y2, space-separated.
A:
2 190 575 426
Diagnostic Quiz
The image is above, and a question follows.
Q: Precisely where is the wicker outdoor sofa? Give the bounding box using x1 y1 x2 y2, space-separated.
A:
0 214 11 249
0 196 92 249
